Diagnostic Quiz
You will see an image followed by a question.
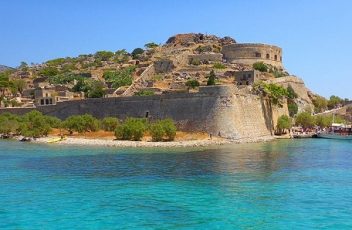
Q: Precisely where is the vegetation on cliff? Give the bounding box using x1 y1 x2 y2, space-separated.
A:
253 62 288 78
253 81 289 107
207 70 216 86
103 66 135 89
185 80 200 89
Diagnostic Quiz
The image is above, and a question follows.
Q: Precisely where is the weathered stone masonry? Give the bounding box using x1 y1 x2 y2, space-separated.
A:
222 43 283 69
0 86 287 140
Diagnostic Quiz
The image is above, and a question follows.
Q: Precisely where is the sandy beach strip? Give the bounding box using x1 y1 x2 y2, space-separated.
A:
34 136 231 148
33 135 276 148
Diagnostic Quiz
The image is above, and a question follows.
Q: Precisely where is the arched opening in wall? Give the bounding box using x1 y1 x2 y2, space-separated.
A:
255 52 261 57
274 55 277 61
145 111 149 118
246 81 249 85
45 99 49 105
266 54 270 59
280 56 282 61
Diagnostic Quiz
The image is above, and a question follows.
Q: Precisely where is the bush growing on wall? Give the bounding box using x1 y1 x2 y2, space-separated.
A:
213 62 226 69
207 70 216 86
253 62 268 72
185 80 200 89
288 102 298 117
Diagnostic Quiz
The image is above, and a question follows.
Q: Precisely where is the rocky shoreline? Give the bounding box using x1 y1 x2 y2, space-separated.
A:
33 135 276 148
34 136 229 148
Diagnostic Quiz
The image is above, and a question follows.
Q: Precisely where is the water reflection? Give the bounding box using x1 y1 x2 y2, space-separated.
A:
20 140 302 180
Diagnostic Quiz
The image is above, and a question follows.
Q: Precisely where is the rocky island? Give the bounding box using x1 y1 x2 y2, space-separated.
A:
0 33 349 145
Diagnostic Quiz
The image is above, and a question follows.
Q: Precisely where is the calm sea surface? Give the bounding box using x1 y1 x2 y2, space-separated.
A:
0 139 351 229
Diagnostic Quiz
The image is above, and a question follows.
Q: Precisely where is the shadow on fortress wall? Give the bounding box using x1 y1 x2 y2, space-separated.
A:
260 97 274 135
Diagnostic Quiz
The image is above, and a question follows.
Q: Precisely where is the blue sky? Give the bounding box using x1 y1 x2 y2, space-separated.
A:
1 0 351 98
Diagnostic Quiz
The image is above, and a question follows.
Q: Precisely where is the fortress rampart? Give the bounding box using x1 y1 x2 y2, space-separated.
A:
0 86 287 140
222 43 283 69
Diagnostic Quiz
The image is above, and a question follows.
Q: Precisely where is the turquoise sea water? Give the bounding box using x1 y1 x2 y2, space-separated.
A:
0 139 352 229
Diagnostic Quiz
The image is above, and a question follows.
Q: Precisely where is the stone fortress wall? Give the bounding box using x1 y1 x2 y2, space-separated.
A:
0 86 287 140
222 43 283 69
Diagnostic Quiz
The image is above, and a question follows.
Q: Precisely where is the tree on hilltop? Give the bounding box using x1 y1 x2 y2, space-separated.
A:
131 48 144 59
144 42 159 49
95 51 114 61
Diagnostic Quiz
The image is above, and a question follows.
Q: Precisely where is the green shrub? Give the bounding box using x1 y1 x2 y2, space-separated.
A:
295 112 315 128
213 62 226 69
20 111 52 137
101 117 119 131
144 42 159 49
276 115 292 134
315 115 332 128
103 67 135 89
262 83 288 107
131 48 144 59
253 62 268 72
39 66 59 76
115 118 147 141
149 123 165 141
81 114 99 132
185 80 200 89
95 51 114 61
287 85 298 99
327 95 343 110
148 119 177 142
63 115 85 134
313 96 328 113
0 112 61 137
63 114 99 134
0 113 20 135
48 72 90 85
207 70 216 86
287 101 298 117
45 116 62 129
72 79 105 98
160 119 177 141
113 49 130 63
190 59 201 66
